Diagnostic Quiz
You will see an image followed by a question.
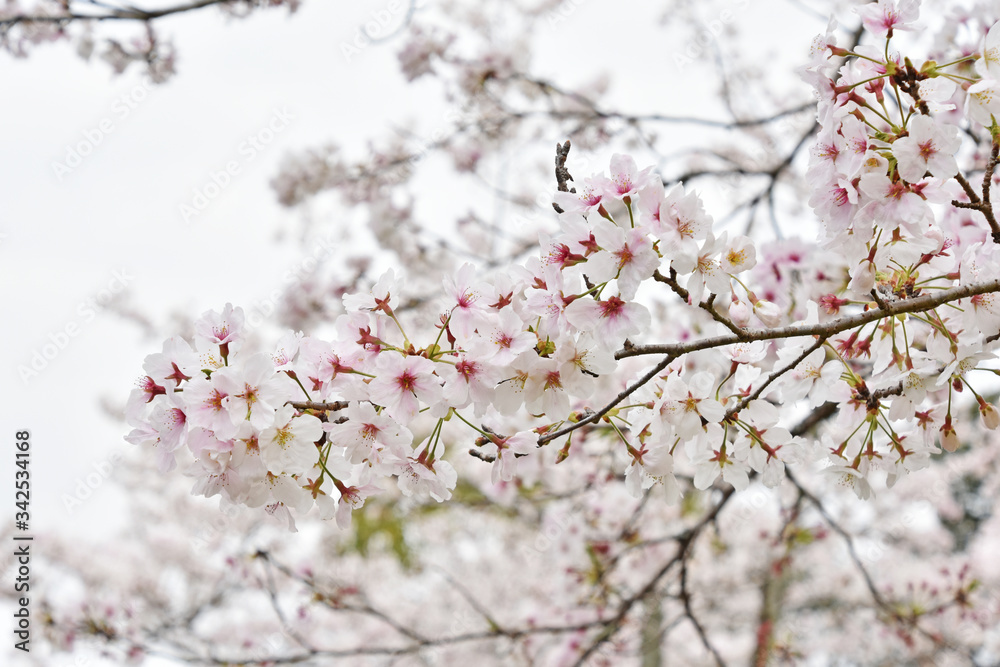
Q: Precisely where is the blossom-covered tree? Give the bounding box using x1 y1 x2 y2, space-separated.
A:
7 0 1000 664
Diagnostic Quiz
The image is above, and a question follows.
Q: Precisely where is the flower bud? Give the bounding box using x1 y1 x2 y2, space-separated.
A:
753 300 782 327
981 403 1000 430
940 418 960 452
729 299 751 327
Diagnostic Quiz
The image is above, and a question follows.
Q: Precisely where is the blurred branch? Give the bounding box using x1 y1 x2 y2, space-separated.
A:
0 0 237 26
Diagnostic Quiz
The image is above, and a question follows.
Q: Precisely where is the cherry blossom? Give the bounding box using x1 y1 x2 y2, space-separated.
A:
582 218 659 300
470 307 536 366
325 401 412 467
892 114 961 183
212 352 292 431
979 19 1000 79
258 405 323 476
366 354 444 422
563 293 650 351
395 454 457 502
480 431 535 483
194 302 245 349
603 153 657 204
855 0 920 39
444 263 490 341
966 78 1000 127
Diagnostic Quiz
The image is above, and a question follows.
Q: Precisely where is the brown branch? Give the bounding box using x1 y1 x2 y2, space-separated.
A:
784 470 974 659
287 400 348 412
790 402 838 437
537 353 676 446
571 486 737 665
0 0 239 26
505 72 814 130
616 278 1000 360
552 139 576 214
534 276 1000 452
555 140 575 193
727 335 828 418
951 139 1000 242
653 268 745 337
228 550 614 663
679 545 727 667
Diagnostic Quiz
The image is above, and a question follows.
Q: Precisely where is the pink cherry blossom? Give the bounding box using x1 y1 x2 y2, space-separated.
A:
563 294 650 351
212 352 292 431
892 115 961 183
654 184 712 261
551 173 613 216
603 153 657 203
979 20 1000 79
367 354 443 422
183 375 237 440
855 0 920 39
142 336 197 389
395 455 457 502
656 372 726 439
966 79 1000 127
444 263 490 341
439 352 502 415
259 405 324 476
471 308 536 366
335 482 381 529
582 218 659 299
195 303 245 348
480 431 535 483
324 401 412 467
721 235 757 275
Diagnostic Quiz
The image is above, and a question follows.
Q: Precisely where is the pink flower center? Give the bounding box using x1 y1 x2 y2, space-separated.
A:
361 423 379 441
456 359 478 381
396 370 417 393
599 296 626 320
918 139 936 161
615 243 635 269
886 181 907 201
207 388 226 411
544 370 562 391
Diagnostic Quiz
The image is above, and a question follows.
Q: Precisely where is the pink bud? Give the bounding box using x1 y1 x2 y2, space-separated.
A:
753 300 782 327
981 404 1000 430
729 300 751 327
940 420 960 452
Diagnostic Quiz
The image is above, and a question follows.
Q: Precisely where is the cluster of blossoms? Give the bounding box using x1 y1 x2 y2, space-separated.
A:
0 1 301 81
126 0 1000 530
